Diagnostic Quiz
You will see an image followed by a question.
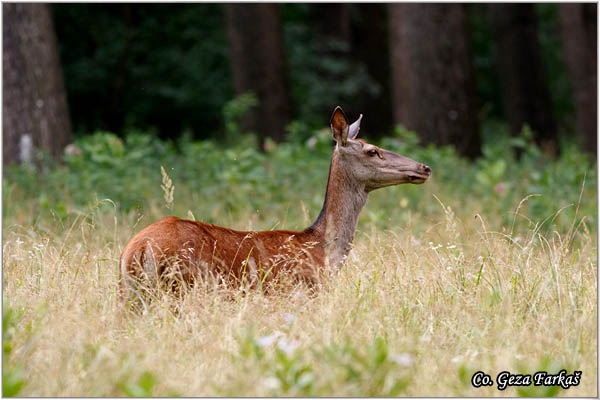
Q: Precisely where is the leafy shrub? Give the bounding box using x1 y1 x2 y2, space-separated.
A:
515 355 566 397
2 118 596 238
118 370 179 397
227 330 411 396
3 307 26 397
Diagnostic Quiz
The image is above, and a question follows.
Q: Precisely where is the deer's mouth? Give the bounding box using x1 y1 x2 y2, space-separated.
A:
406 172 430 184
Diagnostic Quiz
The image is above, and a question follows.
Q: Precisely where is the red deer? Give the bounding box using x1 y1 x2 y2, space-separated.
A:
119 107 431 307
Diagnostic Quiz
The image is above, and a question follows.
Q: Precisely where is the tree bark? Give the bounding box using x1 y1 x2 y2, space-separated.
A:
224 4 290 144
311 3 351 44
559 3 597 155
3 3 72 165
489 4 557 149
389 4 480 157
351 4 393 137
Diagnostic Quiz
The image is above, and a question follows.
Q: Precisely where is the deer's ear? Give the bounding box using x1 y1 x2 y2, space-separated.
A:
330 106 349 146
349 114 363 140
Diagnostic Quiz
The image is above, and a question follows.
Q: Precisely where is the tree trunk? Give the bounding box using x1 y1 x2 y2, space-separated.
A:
311 3 350 44
106 4 134 135
559 3 597 155
224 4 290 144
3 3 72 165
389 4 480 157
351 4 393 137
489 4 557 150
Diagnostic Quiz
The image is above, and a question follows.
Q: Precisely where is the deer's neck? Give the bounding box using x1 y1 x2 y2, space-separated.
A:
307 151 367 269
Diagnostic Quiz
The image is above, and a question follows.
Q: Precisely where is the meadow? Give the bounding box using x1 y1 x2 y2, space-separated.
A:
2 123 597 396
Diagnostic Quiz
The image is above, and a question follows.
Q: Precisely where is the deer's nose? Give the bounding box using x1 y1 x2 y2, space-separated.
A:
421 164 431 175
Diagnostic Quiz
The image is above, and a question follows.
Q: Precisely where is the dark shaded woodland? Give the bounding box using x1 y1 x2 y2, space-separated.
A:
3 3 597 165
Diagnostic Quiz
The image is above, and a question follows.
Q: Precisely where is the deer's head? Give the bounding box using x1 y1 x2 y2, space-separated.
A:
330 106 431 192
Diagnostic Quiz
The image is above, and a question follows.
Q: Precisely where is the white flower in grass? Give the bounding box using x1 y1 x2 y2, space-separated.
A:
451 355 463 364
430 243 442 251
263 376 281 390
256 335 277 348
256 331 284 348
277 338 300 355
466 349 479 360
389 352 414 367
282 312 296 324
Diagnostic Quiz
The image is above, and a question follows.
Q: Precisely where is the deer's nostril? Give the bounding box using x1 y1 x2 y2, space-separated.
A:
423 164 431 174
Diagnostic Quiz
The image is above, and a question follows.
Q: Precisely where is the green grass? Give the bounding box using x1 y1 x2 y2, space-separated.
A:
2 127 597 396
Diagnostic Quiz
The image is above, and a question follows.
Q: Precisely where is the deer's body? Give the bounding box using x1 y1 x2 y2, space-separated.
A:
120 217 325 290
119 107 430 305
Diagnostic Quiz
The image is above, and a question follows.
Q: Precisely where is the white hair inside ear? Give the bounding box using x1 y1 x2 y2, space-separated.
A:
349 114 363 140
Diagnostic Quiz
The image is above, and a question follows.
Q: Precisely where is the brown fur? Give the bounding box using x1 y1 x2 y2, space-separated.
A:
120 217 324 299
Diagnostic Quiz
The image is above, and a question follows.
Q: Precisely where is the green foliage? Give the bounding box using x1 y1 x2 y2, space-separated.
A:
282 4 380 132
229 330 410 396
2 307 26 397
320 337 411 396
3 118 596 238
476 123 595 228
56 131 175 212
53 4 233 138
535 3 575 131
380 122 596 231
229 329 314 396
457 363 476 387
53 4 384 140
119 371 157 397
515 355 564 397
467 3 574 133
117 370 176 397
466 4 504 121
222 92 259 143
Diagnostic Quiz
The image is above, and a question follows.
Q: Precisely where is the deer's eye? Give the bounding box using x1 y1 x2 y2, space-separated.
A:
367 149 378 157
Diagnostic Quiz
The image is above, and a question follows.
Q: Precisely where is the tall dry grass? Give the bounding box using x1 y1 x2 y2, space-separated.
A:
2 188 597 396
